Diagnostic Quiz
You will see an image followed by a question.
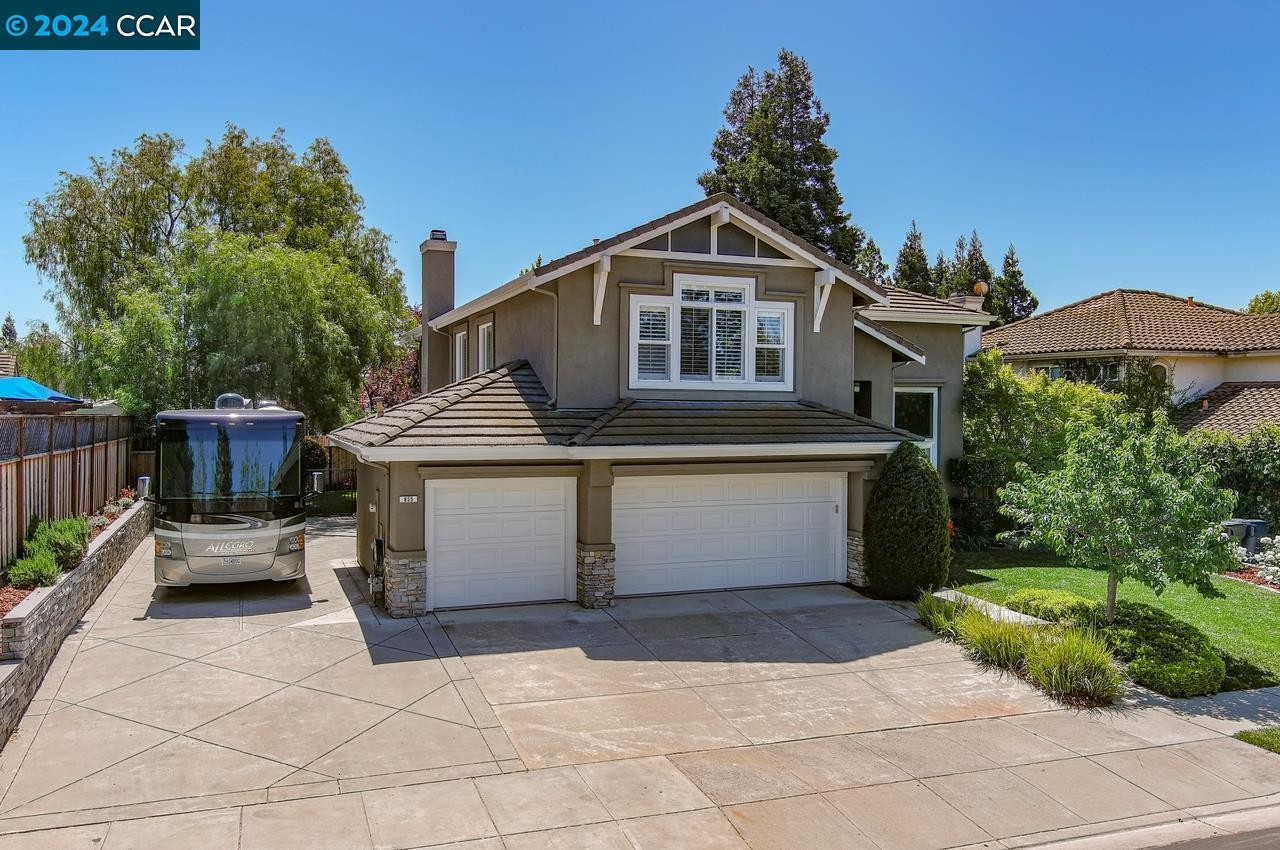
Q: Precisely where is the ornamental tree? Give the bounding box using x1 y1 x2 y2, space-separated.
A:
999 410 1237 622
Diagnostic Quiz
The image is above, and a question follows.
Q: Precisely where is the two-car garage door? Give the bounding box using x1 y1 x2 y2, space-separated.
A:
425 471 844 609
612 472 845 596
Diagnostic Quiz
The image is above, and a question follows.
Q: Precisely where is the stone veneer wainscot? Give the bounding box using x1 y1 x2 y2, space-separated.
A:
0 500 153 747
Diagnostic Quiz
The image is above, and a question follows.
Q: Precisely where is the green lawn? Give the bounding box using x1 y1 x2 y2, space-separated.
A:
1237 727 1280 755
306 490 356 517
952 550 1280 679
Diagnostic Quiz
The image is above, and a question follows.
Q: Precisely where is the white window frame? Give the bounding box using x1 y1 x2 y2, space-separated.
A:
478 321 495 372
628 273 794 392
453 329 469 382
893 385 939 465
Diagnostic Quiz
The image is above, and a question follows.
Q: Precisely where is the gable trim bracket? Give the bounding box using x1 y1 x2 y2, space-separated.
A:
592 255 612 325
813 268 836 332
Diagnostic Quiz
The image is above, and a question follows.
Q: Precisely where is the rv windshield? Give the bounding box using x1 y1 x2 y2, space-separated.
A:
158 419 302 502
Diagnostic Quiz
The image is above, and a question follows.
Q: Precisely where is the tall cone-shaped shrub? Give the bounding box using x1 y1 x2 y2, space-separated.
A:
864 442 952 598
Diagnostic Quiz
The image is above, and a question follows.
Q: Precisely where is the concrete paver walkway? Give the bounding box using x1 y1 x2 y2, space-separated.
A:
0 519 1279 848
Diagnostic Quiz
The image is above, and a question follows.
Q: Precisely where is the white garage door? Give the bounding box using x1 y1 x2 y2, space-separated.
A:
613 472 844 596
426 477 575 609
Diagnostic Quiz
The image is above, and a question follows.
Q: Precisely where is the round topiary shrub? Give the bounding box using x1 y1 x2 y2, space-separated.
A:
863 442 952 598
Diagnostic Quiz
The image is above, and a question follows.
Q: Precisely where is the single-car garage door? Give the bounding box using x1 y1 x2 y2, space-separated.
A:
612 472 844 596
426 477 575 609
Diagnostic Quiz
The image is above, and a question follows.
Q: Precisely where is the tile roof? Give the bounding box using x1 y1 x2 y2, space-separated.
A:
329 362 599 448
573 399 917 446
882 287 973 314
331 363 914 450
982 289 1280 356
1172 382 1280 437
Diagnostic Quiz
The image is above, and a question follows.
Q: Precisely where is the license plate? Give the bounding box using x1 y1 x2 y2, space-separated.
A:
222 556 241 567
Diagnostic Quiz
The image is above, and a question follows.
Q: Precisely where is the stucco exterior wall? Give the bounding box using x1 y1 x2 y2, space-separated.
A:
1224 354 1280 384
882 321 967 479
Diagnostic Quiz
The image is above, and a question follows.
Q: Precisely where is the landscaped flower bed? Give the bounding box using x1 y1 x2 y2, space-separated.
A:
1230 537 1280 592
916 592 1125 706
0 487 140 612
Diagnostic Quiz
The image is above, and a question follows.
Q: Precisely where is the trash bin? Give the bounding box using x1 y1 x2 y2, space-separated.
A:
1224 519 1269 555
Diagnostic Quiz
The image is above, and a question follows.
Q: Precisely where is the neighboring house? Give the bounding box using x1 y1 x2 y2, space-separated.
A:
330 194 990 616
982 288 1280 432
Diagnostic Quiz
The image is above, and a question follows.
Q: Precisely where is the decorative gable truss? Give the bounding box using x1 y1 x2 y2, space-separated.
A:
428 194 888 335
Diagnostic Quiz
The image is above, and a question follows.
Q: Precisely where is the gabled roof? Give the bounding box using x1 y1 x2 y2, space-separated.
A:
428 193 889 330
329 362 914 459
1171 382 1280 436
982 289 1280 357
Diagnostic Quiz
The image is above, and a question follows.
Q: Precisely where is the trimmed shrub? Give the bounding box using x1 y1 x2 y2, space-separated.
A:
1024 628 1124 704
1079 602 1226 698
864 443 952 599
1005 588 1099 623
9 548 61 588
1127 645 1225 698
31 517 91 569
916 593 964 640
954 607 1034 669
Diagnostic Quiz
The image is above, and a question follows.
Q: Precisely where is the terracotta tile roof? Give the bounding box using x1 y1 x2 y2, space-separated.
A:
1172 382 1280 436
982 289 1280 356
330 362 600 448
331 363 914 450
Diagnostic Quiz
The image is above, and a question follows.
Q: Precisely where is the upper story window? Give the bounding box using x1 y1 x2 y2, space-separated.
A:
478 322 495 372
629 274 794 391
453 329 469 382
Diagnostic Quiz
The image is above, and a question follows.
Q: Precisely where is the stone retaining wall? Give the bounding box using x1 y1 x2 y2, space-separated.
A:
0 501 152 747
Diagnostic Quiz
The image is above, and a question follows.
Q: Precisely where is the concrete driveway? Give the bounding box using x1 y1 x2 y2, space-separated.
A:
1 519 1280 848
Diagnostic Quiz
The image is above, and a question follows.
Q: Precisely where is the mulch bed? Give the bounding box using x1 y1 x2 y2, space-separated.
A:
1226 568 1280 592
0 586 33 618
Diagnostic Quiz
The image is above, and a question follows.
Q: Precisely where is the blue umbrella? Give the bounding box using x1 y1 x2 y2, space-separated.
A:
0 376 82 403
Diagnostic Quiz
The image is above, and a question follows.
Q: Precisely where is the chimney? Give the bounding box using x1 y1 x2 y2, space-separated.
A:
1202 398 1210 411
1187 296 1195 306
947 294 986 312
420 228 458 392
374 397 385 417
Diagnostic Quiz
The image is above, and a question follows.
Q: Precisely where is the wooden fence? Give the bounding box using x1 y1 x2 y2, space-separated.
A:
0 415 133 567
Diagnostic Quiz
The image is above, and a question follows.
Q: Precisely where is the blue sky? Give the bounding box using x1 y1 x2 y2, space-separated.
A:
2 1 1278 330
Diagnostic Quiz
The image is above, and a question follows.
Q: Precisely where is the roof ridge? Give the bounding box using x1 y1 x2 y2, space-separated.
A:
985 289 1120 338
363 360 528 446
1118 290 1136 349
881 284 965 309
570 397 634 446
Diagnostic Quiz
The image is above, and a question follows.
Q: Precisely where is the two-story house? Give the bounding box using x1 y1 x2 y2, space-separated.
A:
330 195 990 617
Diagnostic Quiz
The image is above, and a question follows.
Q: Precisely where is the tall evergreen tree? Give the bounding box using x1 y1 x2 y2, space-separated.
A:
893 222 932 295
1 313 15 347
930 250 949 299
943 235 972 297
699 50 876 278
990 244 1038 325
965 229 994 288
857 239 888 284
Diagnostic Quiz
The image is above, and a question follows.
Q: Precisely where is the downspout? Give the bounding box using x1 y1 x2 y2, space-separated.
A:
529 283 559 407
